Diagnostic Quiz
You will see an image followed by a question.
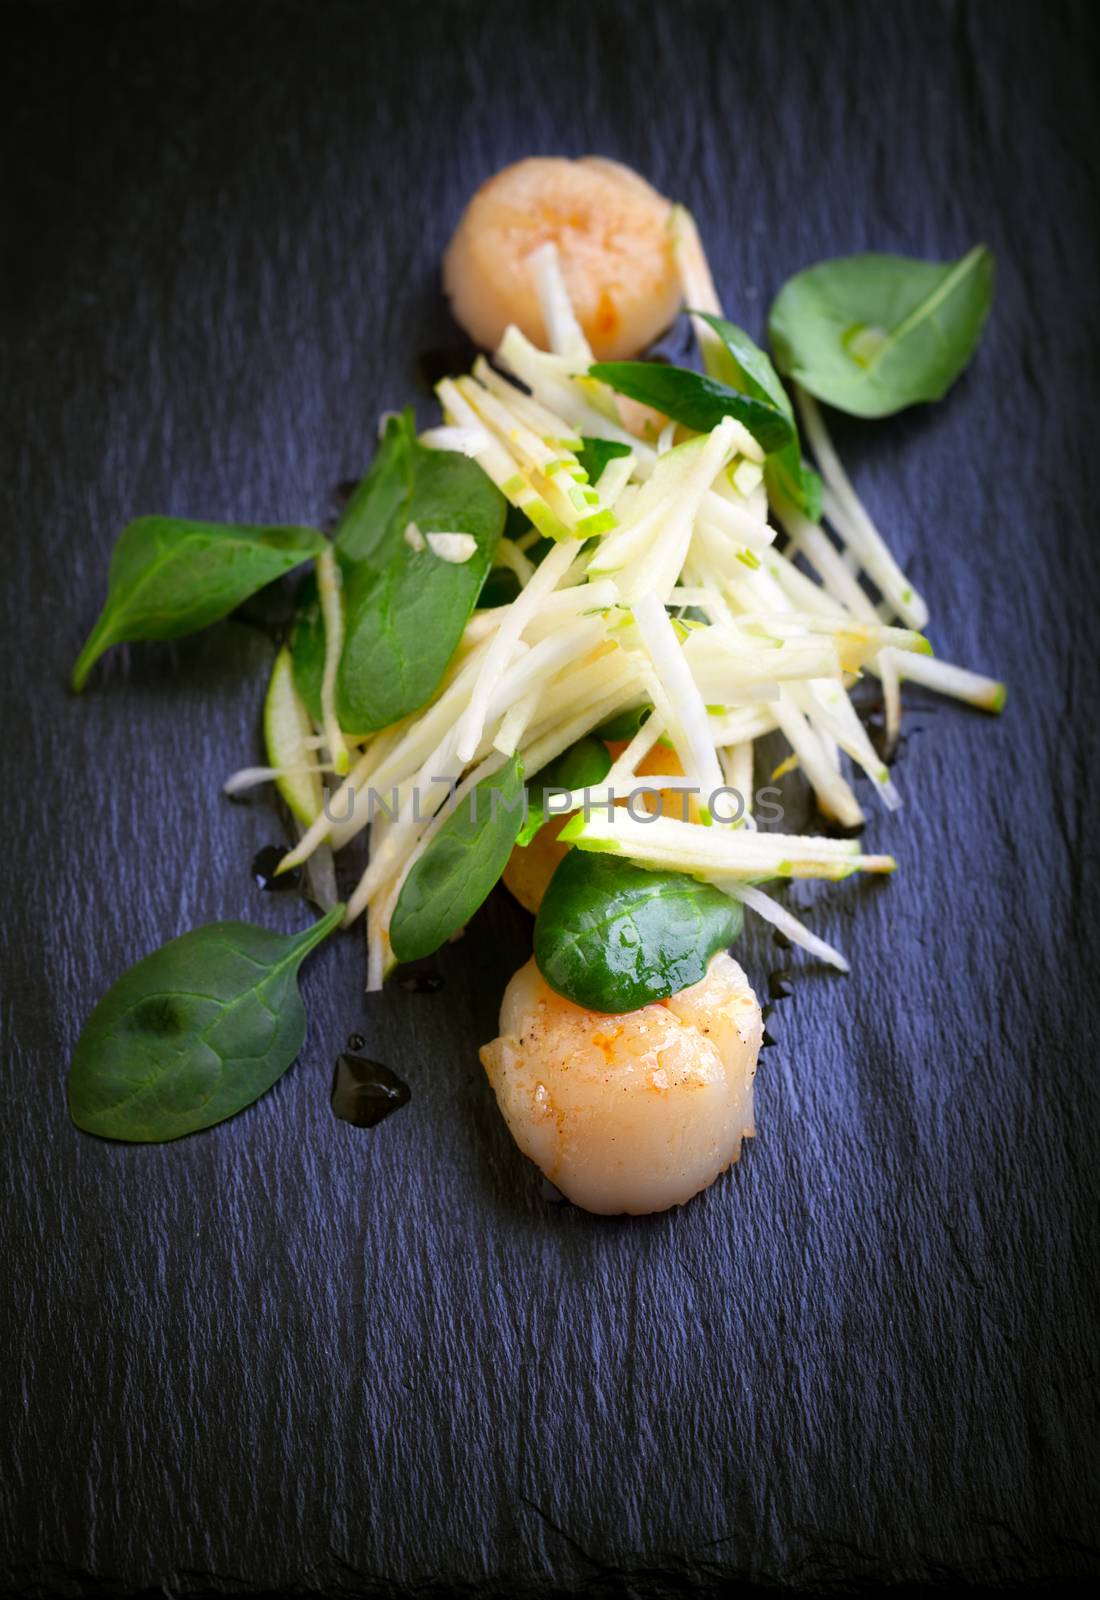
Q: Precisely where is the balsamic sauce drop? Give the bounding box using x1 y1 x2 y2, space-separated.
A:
867 720 920 767
856 690 927 767
818 816 866 841
251 845 301 892
767 968 794 1001
760 967 794 1050
331 1054 411 1129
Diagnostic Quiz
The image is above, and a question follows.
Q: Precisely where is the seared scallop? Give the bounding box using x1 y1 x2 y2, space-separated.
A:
480 952 761 1214
443 156 681 360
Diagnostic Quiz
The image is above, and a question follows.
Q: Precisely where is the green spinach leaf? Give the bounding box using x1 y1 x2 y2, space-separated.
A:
589 361 794 454
72 517 328 691
576 436 634 483
502 500 535 543
331 411 507 731
517 736 612 847
477 566 522 609
533 851 743 1013
289 569 325 721
67 905 344 1142
767 245 995 417
594 704 652 742
474 501 562 612
390 755 525 961
694 311 822 519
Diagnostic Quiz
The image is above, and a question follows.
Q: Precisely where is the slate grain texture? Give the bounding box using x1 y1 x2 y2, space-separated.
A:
2 1 1099 1594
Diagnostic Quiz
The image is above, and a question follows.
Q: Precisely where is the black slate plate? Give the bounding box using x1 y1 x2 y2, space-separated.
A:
3 1 1099 1594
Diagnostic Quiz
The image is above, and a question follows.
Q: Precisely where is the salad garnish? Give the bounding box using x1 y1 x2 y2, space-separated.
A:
67 165 1002 1164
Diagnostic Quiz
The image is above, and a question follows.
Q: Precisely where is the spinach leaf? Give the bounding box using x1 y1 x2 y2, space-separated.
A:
533 851 743 1013
478 499 564 610
67 905 344 1142
694 311 822 520
477 567 522 609
477 490 578 612
523 534 556 566
390 755 525 961
517 736 612 847
576 436 633 483
592 703 673 752
503 500 535 543
589 361 794 455
594 704 652 742
289 569 325 721
333 409 417 564
332 411 507 731
72 517 328 691
767 245 995 417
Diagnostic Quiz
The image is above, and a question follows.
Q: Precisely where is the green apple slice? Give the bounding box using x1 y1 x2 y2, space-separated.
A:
264 646 323 825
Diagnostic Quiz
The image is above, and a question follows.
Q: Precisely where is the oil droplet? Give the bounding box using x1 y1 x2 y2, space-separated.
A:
867 719 917 767
857 691 926 767
331 1055 411 1129
252 845 300 892
347 1033 366 1051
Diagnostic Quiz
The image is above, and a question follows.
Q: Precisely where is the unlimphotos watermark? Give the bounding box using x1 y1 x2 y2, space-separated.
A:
323 779 785 827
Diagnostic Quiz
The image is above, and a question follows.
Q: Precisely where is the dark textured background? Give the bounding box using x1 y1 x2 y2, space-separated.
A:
3 1 1099 1593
